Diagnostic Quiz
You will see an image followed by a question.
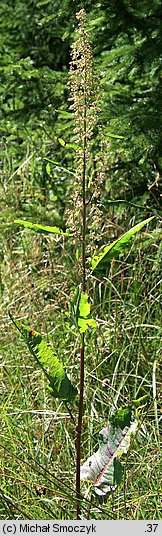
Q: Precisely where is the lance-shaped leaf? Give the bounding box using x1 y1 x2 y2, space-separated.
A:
9 313 77 402
14 219 73 236
55 109 73 119
104 199 147 209
81 405 138 497
91 216 154 272
106 133 125 139
43 158 75 176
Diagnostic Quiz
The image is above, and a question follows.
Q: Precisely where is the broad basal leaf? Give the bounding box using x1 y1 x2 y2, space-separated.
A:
81 405 138 496
14 219 73 236
91 216 154 272
9 313 77 402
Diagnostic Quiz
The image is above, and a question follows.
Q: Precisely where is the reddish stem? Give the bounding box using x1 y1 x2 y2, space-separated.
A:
76 340 85 518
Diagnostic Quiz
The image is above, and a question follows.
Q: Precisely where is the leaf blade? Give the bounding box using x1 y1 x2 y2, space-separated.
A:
77 293 97 334
106 132 125 139
9 313 77 402
81 405 138 496
14 219 73 236
91 216 154 271
79 293 90 318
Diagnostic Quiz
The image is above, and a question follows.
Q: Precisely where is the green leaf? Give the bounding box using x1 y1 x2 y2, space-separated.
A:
58 137 66 146
43 158 75 176
114 458 123 485
132 394 148 411
91 216 154 271
109 405 132 429
66 143 80 151
55 109 73 119
68 288 97 332
9 313 77 402
75 248 80 261
45 163 51 176
104 199 147 209
77 292 97 334
79 293 90 318
81 405 138 497
14 219 73 236
58 138 79 150
78 317 97 334
106 132 125 139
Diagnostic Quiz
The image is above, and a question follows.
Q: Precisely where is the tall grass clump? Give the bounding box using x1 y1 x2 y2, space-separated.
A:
0 9 161 521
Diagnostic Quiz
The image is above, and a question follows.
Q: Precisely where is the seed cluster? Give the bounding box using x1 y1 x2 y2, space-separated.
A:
67 9 107 267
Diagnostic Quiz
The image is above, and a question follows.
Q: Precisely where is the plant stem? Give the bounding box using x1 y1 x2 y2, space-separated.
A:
76 49 87 518
76 339 85 518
